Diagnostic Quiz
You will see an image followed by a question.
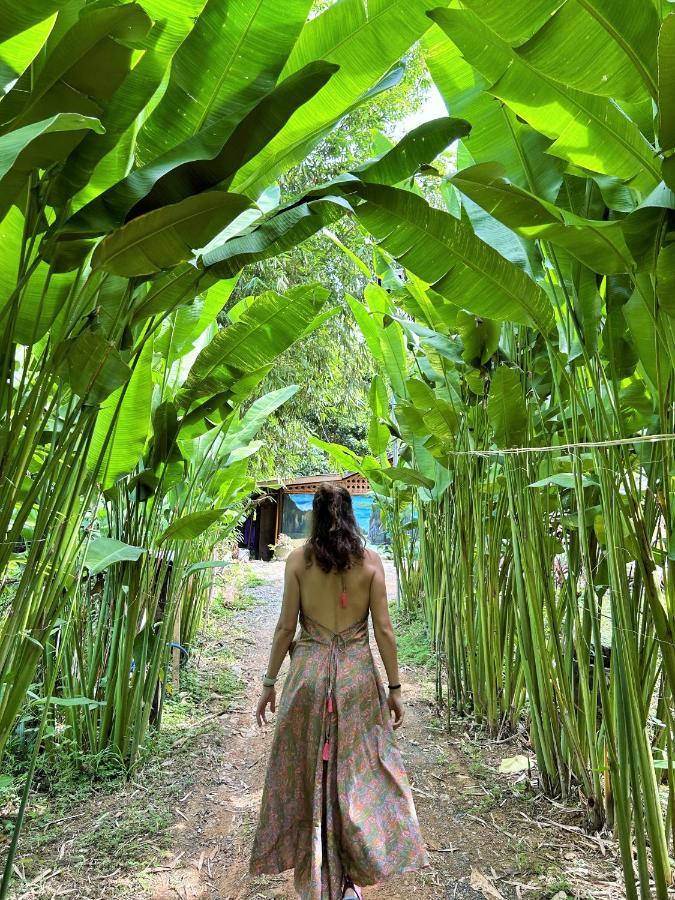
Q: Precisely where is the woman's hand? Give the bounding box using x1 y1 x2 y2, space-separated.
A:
256 685 276 726
388 688 403 729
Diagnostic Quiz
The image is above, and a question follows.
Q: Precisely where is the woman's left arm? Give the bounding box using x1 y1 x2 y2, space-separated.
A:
255 551 301 726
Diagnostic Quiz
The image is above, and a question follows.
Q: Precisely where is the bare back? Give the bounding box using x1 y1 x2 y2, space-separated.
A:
294 547 380 633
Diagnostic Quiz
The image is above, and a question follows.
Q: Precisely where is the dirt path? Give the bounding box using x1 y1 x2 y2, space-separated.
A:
7 560 627 900
147 562 625 900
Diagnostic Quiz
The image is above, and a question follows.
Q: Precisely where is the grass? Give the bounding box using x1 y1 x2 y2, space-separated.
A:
390 604 434 668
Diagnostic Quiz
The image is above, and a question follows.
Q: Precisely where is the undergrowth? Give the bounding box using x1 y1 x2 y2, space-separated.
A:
390 604 434 668
0 563 258 890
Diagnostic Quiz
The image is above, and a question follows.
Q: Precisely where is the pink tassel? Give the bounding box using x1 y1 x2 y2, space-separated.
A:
322 739 330 761
327 693 333 713
339 591 348 608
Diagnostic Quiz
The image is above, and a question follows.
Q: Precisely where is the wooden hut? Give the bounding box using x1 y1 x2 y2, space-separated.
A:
240 471 379 561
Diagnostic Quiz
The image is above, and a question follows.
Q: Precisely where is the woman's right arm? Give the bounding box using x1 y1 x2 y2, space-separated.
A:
369 551 404 727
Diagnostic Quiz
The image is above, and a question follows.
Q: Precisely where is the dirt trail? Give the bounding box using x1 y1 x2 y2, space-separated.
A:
147 562 625 900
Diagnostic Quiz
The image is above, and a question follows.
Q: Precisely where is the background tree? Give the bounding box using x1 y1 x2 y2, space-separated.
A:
237 47 431 478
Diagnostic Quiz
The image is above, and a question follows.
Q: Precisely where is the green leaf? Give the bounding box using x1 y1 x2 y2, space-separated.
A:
219 386 300 465
353 116 471 185
308 436 365 474
83 536 145 576
456 309 500 367
0 1 69 43
365 284 408 394
624 279 671 389
202 196 350 278
429 7 660 187
63 61 339 236
87 338 154 487
131 264 203 324
181 560 232 579
369 374 389 420
157 508 227 544
659 14 675 153
378 466 435 489
656 242 675 317
55 330 131 406
34 696 104 709
458 0 562 44
0 113 104 208
423 397 459 449
176 283 329 408
423 27 553 197
136 0 314 165
51 23 173 206
1 4 152 127
514 0 658 103
150 401 179 470
0 15 57 93
450 163 636 274
231 0 440 196
529 473 597 489
0 207 77 344
91 192 252 277
487 367 528 448
352 182 555 331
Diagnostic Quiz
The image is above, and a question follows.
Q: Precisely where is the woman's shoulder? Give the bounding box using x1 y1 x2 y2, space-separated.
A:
362 547 383 569
287 546 308 567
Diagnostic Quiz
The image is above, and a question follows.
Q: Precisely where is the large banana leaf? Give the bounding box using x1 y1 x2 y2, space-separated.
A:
0 206 80 345
659 14 675 153
231 0 445 197
0 113 103 214
55 330 132 406
451 163 636 273
202 196 350 278
59 61 338 236
514 0 659 103
429 8 660 188
487 367 528 448
0 1 70 43
136 0 313 165
218 386 300 466
352 116 471 184
351 182 555 331
0 14 58 93
364 284 408 393
0 4 152 128
91 192 252 276
87 338 154 488
176 283 329 408
83 537 145 577
51 24 171 207
157 508 227 544
152 278 237 368
422 25 565 202
458 0 563 44
130 264 203 324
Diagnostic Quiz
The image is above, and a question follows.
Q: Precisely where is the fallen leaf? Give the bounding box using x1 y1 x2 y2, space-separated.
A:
470 867 506 900
498 754 530 775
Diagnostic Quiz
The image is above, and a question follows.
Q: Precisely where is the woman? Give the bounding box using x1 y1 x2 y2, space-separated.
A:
249 482 429 899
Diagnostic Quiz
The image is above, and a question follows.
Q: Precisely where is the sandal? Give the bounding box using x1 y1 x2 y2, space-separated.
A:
342 875 362 899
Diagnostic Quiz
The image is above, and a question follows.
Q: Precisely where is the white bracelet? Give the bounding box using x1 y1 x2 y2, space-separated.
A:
262 673 277 687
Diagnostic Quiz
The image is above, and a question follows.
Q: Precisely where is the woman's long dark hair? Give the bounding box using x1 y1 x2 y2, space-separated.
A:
304 482 366 573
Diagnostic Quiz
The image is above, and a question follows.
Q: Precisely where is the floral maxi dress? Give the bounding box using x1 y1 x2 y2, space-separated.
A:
249 609 430 899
